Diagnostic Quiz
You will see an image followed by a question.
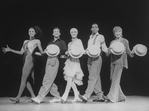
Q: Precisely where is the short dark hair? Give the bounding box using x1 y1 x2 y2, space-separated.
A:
92 23 98 27
53 27 60 32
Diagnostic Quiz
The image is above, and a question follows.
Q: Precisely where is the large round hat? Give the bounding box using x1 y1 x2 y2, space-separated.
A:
69 45 84 58
45 44 60 57
133 44 147 56
110 41 125 55
87 45 101 58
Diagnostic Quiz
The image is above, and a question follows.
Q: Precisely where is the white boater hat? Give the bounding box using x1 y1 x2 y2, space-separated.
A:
87 45 101 58
133 44 147 56
110 41 125 55
46 44 60 57
69 45 84 58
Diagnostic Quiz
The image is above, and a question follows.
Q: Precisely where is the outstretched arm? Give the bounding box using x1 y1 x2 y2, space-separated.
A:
125 39 134 57
2 45 24 55
100 35 108 53
106 47 112 56
101 42 108 53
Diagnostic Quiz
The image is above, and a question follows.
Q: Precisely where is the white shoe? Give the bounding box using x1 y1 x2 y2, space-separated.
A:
31 97 41 104
50 98 61 103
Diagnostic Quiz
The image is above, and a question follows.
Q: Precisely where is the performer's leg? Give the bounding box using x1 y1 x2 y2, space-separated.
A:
118 85 126 102
36 58 59 101
93 59 103 100
32 58 59 103
84 57 102 99
107 65 123 103
61 77 72 101
31 58 59 104
71 81 82 102
110 64 115 80
50 83 61 99
10 62 33 103
16 62 33 99
26 82 35 98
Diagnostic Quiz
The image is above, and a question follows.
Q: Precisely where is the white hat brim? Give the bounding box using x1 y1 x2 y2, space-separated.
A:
46 44 60 57
110 41 125 55
134 44 147 56
69 46 83 58
87 45 101 57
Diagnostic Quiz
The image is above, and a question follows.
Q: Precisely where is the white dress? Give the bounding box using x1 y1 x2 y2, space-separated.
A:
63 38 84 85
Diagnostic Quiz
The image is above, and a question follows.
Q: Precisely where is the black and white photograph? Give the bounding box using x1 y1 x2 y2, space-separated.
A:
1 0 149 111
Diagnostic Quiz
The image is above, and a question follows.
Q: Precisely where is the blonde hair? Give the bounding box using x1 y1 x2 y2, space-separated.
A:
113 26 122 33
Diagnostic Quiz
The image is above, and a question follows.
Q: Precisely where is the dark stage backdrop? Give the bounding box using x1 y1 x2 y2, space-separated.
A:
1 0 149 97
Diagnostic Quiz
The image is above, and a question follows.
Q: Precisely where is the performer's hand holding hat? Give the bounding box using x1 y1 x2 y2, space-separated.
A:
133 44 147 56
69 45 84 58
110 41 125 55
45 44 60 57
86 45 101 58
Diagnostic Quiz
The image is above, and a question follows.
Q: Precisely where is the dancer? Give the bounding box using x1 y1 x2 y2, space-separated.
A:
61 28 84 103
79 23 108 103
31 27 67 104
2 26 44 103
104 26 134 103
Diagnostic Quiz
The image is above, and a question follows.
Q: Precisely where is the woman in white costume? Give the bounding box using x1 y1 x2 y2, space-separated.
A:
61 28 84 103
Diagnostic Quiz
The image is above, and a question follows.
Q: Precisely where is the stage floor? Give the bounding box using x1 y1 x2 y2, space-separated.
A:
0 96 149 111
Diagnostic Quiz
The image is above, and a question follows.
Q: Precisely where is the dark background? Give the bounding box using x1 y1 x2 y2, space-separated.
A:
1 0 149 97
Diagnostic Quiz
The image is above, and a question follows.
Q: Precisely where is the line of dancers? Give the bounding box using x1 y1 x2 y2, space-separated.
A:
2 23 147 104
